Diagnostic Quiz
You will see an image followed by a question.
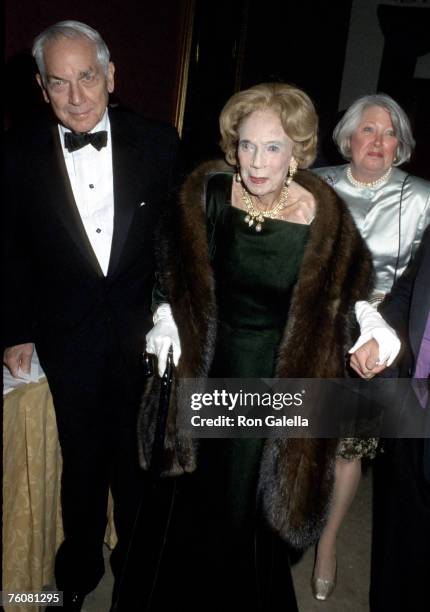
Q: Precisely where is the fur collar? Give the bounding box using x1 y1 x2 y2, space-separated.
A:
138 159 373 549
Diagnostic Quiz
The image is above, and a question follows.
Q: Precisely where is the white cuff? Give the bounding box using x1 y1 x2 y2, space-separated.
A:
351 300 401 366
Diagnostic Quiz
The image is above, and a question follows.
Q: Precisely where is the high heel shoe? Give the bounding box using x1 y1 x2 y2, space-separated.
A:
311 563 337 601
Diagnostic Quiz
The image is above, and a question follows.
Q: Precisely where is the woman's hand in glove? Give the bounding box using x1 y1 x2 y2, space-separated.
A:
145 303 181 376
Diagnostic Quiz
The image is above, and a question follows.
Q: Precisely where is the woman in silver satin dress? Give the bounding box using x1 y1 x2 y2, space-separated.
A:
311 94 430 600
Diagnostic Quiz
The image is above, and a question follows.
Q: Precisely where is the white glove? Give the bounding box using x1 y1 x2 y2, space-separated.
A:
145 303 181 376
349 300 401 366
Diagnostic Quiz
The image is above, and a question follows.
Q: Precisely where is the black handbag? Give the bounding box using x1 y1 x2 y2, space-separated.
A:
145 347 174 477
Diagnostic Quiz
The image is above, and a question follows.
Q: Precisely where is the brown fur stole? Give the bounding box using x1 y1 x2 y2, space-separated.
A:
138 159 373 550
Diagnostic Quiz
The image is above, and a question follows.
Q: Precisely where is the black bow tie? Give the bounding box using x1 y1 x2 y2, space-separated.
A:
64 130 108 152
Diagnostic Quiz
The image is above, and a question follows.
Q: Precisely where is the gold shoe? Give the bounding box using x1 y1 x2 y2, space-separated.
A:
311 566 337 601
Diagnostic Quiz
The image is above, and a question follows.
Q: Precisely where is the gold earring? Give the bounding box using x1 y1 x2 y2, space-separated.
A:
286 158 298 185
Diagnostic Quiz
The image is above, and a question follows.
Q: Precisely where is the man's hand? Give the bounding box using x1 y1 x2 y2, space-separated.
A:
3 343 34 378
350 339 388 379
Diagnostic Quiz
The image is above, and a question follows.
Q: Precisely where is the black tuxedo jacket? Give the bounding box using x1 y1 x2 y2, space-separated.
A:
380 224 430 378
370 225 430 610
4 107 180 394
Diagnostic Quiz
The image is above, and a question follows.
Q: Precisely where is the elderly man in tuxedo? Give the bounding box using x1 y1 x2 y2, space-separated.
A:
350 225 430 612
3 20 180 611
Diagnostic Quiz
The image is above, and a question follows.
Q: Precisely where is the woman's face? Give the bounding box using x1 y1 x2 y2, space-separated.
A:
237 109 293 206
349 106 398 178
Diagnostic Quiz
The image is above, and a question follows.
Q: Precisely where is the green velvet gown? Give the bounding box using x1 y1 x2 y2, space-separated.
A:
206 173 310 527
132 173 310 612
181 173 310 610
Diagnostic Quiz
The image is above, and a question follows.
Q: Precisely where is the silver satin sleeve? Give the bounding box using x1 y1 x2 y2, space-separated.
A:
312 165 430 296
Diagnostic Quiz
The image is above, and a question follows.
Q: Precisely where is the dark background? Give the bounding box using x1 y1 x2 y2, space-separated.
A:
5 0 430 177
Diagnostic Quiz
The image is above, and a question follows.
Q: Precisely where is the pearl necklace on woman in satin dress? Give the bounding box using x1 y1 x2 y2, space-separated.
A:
346 165 392 189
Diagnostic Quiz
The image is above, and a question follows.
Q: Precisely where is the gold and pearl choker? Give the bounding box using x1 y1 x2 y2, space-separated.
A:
242 184 290 232
346 166 392 189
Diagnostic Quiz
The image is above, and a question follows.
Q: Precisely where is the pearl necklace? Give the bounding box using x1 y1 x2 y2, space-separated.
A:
346 166 392 189
242 184 290 232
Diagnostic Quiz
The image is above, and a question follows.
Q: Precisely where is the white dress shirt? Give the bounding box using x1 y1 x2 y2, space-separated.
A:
59 111 114 276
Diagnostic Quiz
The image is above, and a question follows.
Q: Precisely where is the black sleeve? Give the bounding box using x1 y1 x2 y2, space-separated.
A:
3 134 37 348
151 126 183 311
379 225 429 340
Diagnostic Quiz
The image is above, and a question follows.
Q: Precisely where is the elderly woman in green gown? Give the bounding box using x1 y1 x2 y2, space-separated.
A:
138 83 379 611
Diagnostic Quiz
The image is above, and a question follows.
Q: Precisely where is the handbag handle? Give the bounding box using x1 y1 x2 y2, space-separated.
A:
150 346 174 476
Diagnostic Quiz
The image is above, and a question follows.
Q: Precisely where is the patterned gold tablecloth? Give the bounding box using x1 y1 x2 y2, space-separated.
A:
3 379 117 612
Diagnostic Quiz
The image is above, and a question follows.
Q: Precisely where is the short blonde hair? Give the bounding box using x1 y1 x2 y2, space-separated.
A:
219 82 318 168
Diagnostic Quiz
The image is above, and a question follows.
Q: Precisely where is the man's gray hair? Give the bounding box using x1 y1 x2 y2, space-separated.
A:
333 94 415 166
32 20 111 84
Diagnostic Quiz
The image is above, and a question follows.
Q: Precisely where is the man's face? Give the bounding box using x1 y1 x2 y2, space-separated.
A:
36 36 115 133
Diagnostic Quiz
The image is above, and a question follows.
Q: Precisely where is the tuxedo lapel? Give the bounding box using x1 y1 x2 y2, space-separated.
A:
39 124 104 277
37 114 156 279
107 110 153 277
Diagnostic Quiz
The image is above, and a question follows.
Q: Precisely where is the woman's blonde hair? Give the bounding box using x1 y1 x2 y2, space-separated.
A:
219 82 318 168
